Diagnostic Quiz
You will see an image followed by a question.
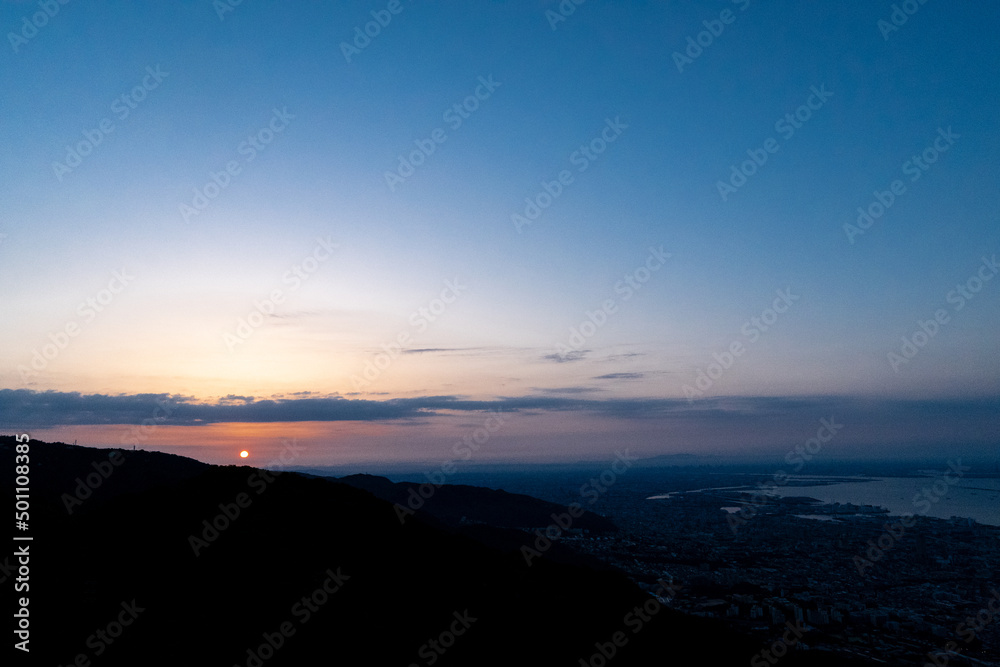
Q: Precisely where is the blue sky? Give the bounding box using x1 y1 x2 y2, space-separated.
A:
1 1 998 463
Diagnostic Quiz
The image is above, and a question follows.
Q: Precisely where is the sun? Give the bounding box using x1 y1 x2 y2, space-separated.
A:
239 450 249 459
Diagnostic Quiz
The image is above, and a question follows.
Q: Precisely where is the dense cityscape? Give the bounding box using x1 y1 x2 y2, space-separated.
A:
527 471 1000 666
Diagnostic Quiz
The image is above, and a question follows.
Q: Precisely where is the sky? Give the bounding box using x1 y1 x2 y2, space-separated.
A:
1 1 998 466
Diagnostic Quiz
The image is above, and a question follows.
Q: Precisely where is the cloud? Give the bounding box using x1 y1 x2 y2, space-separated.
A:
602 352 644 361
219 394 255 404
0 390 424 426
531 386 605 395
542 350 589 363
593 373 644 380
400 347 510 357
0 388 688 426
1 389 998 450
264 309 329 320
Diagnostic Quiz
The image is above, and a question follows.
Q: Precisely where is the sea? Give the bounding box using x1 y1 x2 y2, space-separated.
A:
765 474 1000 526
375 461 1000 528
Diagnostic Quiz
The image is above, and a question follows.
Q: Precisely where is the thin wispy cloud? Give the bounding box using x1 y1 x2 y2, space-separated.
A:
542 350 589 363
531 386 605 395
401 347 494 356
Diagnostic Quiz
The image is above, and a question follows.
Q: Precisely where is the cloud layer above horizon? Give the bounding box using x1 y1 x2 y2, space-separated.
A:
3 389 998 465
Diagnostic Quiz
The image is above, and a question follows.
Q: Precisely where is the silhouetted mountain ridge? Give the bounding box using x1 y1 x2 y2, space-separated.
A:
334 472 617 532
0 437 873 665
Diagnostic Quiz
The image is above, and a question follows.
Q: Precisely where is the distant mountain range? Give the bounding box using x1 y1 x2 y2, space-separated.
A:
333 472 617 531
1 436 871 666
